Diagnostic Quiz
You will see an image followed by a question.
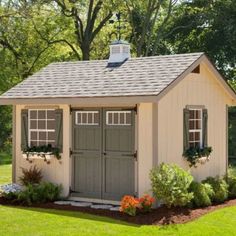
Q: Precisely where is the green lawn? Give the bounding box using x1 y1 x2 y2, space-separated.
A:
0 153 236 235
0 151 12 185
0 205 235 236
0 151 12 165
0 164 12 184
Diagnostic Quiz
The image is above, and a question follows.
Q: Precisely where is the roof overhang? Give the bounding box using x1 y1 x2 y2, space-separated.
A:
0 95 158 106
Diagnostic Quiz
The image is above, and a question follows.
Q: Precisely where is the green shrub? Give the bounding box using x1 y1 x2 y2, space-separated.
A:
202 177 228 203
19 165 43 186
189 181 213 207
17 182 62 205
225 166 236 198
150 163 193 208
37 182 62 202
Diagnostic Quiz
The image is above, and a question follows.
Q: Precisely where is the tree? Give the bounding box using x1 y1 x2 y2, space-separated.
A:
164 0 236 81
125 0 178 57
53 0 119 60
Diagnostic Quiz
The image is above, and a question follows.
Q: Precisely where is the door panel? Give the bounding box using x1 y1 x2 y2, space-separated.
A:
102 109 135 200
74 153 101 198
105 129 133 152
104 156 134 199
72 108 135 201
72 109 102 199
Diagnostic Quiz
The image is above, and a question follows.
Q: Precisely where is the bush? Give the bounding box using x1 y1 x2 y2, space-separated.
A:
19 166 43 186
189 181 213 207
225 166 236 198
120 195 139 216
202 177 228 203
17 182 62 205
150 163 193 208
0 183 22 200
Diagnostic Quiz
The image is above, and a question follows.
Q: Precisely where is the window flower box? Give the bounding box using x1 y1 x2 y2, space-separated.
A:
197 156 209 165
22 144 61 164
183 146 212 168
22 152 55 164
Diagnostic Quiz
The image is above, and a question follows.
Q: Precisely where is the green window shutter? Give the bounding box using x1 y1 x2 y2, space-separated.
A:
21 109 28 151
183 108 190 151
202 109 208 147
55 109 63 152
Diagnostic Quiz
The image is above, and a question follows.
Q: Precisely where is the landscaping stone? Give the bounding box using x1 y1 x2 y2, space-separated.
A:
109 206 120 212
70 202 92 207
54 201 75 205
90 204 113 210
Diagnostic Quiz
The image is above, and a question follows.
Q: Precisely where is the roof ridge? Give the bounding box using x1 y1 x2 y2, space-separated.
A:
51 52 204 65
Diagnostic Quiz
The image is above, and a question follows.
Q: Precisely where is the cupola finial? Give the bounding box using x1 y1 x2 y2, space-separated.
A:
108 12 130 64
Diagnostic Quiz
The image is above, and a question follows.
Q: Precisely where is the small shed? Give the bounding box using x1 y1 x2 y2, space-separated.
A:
0 41 235 203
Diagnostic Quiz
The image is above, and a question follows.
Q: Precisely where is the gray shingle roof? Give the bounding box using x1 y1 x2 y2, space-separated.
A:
1 52 204 99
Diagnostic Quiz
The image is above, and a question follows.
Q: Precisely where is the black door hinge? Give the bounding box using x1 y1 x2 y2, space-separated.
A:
133 105 138 114
70 148 73 157
122 104 138 114
70 107 84 114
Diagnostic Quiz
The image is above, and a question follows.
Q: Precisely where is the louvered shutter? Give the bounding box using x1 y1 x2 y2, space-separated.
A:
183 108 190 151
202 109 208 147
21 109 28 151
55 109 63 152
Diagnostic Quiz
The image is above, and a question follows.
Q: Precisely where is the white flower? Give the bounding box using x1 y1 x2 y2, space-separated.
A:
0 183 23 195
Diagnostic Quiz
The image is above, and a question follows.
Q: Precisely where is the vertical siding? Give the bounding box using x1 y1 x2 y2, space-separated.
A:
158 62 231 181
15 105 70 197
137 103 153 196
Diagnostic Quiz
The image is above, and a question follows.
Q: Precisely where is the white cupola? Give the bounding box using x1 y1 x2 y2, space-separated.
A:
108 40 131 64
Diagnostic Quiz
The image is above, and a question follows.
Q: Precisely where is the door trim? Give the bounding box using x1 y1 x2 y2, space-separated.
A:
70 106 138 200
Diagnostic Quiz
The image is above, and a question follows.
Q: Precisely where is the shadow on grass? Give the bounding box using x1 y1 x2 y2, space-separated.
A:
1 205 139 227
0 152 12 165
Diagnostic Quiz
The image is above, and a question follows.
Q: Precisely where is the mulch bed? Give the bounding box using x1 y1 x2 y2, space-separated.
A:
1 197 236 225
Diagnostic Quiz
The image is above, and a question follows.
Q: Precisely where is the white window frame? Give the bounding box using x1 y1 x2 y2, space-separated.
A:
28 109 55 147
75 111 99 125
189 108 203 148
106 111 132 126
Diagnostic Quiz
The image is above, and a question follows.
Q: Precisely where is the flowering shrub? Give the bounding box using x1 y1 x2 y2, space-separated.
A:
0 183 23 199
120 195 139 216
139 194 155 212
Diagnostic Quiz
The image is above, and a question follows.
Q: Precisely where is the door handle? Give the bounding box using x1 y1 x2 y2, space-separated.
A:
103 152 107 156
122 152 137 159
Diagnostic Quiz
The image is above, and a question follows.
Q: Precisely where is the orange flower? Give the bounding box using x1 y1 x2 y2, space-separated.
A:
120 195 139 216
138 194 155 212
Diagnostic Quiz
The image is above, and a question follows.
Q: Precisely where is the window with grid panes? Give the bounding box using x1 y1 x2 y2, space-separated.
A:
28 109 56 147
189 109 202 148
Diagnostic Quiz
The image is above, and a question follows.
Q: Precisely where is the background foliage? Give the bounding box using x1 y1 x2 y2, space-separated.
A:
0 0 235 155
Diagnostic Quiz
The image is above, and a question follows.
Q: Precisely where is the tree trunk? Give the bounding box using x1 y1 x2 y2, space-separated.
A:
81 42 90 60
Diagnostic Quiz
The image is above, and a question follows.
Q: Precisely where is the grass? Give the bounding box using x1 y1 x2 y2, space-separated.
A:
0 151 12 185
0 152 235 235
0 205 236 236
0 164 11 185
0 151 12 165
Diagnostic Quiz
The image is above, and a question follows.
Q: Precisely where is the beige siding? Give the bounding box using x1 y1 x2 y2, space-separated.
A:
137 103 153 196
13 61 232 198
157 62 231 180
15 104 71 197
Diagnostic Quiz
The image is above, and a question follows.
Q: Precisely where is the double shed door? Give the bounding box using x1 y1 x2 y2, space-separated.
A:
72 108 135 201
